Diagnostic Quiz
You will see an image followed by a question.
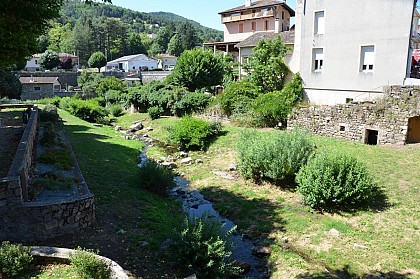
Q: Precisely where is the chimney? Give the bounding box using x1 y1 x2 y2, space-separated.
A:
245 0 251 7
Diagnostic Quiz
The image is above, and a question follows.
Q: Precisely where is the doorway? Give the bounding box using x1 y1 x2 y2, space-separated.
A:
365 129 378 145
407 116 420 143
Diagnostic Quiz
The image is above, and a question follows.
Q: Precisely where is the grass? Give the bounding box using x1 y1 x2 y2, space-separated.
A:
57 109 184 277
114 113 420 278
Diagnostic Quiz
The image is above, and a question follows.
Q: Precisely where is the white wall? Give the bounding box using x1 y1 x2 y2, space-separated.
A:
297 0 415 105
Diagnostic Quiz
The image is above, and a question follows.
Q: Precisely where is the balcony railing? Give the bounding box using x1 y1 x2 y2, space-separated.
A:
222 10 274 23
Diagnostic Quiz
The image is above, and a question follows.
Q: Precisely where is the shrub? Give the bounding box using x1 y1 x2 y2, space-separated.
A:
36 96 61 107
108 104 124 117
251 91 294 127
105 89 127 106
0 241 33 278
147 106 163 120
40 122 57 146
60 98 107 123
172 91 212 117
167 116 222 150
96 76 125 96
170 216 240 278
215 80 260 116
237 129 314 182
139 159 175 196
70 247 111 279
39 104 59 122
296 151 374 209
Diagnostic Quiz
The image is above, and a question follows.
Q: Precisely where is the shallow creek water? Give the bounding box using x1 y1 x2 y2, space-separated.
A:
138 149 267 279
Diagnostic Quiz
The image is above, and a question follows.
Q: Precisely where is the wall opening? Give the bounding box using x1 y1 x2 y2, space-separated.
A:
339 125 346 132
365 129 378 145
407 116 420 143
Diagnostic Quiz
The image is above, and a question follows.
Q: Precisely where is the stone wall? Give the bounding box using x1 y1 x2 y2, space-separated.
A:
20 72 80 87
0 107 95 241
141 71 171 84
288 86 420 145
21 84 55 101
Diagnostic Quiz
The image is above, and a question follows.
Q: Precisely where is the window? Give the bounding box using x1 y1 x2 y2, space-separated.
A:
35 60 38 64
34 86 41 91
282 11 285 20
314 11 325 35
133 66 135 70
251 22 256 32
242 56 250 65
54 85 60 91
360 46 375 72
312 48 324 71
264 20 269 31
239 23 244 33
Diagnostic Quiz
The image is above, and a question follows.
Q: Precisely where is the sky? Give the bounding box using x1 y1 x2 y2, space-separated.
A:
110 0 297 31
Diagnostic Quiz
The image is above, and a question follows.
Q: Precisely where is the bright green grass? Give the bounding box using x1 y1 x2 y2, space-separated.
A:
121 113 420 278
60 109 183 249
29 265 79 279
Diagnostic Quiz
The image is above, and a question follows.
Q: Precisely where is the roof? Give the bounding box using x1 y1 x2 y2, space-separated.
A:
31 53 78 59
19 77 60 84
107 54 157 64
235 31 295 48
219 0 295 17
157 54 178 59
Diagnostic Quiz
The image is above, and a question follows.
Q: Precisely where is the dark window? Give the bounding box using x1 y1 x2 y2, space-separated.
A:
340 126 346 132
251 22 256 31
239 23 244 33
365 129 378 145
34 86 41 91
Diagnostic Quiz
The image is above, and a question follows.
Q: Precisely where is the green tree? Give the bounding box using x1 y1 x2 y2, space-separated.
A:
96 76 125 96
126 33 146 55
167 33 183 57
178 21 200 51
169 48 224 92
88 52 107 72
39 50 60 70
77 70 104 97
0 71 22 99
59 54 74 70
244 35 289 92
0 0 111 70
148 25 175 56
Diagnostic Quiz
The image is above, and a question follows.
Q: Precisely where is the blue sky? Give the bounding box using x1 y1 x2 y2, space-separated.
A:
110 0 297 31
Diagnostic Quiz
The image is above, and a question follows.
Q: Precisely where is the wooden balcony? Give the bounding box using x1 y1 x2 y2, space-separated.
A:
222 10 274 23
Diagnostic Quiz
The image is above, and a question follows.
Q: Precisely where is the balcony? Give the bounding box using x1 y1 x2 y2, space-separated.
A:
222 10 274 23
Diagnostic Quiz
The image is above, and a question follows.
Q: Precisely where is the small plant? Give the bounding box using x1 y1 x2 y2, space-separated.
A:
139 159 175 196
170 216 240 278
0 241 33 278
39 104 59 122
108 104 124 117
167 116 222 150
296 151 374 209
40 122 57 146
147 105 163 120
237 129 314 182
38 148 73 170
69 247 111 279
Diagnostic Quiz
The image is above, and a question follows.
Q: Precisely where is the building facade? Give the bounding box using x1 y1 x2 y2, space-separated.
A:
24 53 79 72
19 77 62 100
295 0 417 105
106 54 158 72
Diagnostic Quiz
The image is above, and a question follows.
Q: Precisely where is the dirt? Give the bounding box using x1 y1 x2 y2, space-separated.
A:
0 112 24 177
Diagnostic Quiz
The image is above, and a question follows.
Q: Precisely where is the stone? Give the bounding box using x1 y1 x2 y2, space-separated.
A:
180 157 193 164
144 126 154 131
281 237 289 243
211 169 236 180
179 151 189 157
326 228 340 237
116 229 126 235
252 245 272 257
92 123 103 127
228 163 236 171
114 125 122 131
129 122 143 132
195 159 203 164
138 241 149 247
354 243 368 249
143 134 149 138
161 162 176 168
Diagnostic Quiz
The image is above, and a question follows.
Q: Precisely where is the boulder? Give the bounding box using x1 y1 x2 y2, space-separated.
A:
180 157 193 164
129 122 143 132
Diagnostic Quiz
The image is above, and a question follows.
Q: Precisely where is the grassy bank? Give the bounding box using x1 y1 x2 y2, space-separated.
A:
56 110 183 278
115 113 420 278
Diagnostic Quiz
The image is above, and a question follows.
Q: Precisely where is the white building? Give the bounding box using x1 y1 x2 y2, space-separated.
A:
294 0 418 105
157 54 178 70
106 54 158 72
24 53 79 72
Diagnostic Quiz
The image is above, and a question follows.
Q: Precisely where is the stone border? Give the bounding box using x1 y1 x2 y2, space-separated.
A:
30 246 129 279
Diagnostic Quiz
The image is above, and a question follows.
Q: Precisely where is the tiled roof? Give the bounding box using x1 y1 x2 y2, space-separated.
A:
235 31 295 48
19 77 60 84
219 0 295 16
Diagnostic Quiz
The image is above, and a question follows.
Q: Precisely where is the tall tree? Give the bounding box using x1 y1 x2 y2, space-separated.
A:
0 71 22 99
39 50 60 70
178 22 200 51
167 33 184 57
126 33 146 55
148 25 175 56
244 35 289 92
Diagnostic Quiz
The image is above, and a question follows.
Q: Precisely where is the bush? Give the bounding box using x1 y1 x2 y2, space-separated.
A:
0 241 33 278
40 122 57 146
173 91 212 117
296 151 374 209
147 106 163 120
39 104 59 122
168 116 222 150
215 80 260 116
36 96 61 107
251 91 294 127
237 129 314 182
59 98 107 123
139 159 175 196
170 216 240 278
70 247 111 279
108 104 124 117
105 89 127 106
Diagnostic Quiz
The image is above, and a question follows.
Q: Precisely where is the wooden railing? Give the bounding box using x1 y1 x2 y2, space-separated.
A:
222 10 274 23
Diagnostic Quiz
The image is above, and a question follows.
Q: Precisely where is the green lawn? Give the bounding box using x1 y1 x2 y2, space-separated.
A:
115 113 420 278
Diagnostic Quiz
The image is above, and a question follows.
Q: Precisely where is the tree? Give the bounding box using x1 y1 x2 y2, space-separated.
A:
126 33 146 55
77 70 104 97
96 76 125 96
169 48 224 92
59 54 74 70
0 0 111 70
167 33 183 57
0 71 22 99
88 52 107 72
148 25 175 56
244 35 290 92
178 22 200 51
39 50 60 70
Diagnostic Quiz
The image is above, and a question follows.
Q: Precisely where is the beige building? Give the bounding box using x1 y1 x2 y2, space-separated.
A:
19 77 62 100
294 0 419 105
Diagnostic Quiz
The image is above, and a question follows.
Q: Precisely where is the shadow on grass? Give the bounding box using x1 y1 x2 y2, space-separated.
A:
295 265 413 279
200 186 286 239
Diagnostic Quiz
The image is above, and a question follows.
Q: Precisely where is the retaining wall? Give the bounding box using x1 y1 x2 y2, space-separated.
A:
0 107 95 241
288 86 420 145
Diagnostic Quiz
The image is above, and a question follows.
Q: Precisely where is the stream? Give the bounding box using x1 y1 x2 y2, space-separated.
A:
138 147 267 279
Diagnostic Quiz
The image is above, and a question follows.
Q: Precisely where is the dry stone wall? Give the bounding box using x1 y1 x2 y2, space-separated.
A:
288 86 420 145
0 107 95 241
